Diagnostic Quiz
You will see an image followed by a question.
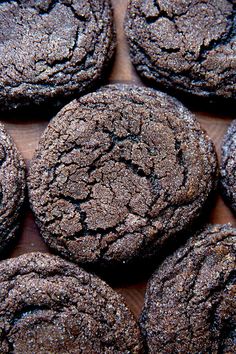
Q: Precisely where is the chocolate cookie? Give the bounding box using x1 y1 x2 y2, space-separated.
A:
0 0 114 111
221 120 236 213
140 224 236 353
28 84 217 267
0 252 142 353
0 123 25 253
125 0 236 99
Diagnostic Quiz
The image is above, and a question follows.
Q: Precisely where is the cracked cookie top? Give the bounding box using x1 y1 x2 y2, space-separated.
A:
221 119 236 213
0 123 25 253
140 224 236 353
0 0 114 110
28 84 217 267
125 0 236 99
0 252 143 353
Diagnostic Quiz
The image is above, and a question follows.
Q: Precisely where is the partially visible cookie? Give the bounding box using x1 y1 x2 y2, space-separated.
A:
28 84 217 267
125 0 236 99
140 224 236 353
0 0 114 111
221 120 236 212
0 252 143 353
0 123 25 253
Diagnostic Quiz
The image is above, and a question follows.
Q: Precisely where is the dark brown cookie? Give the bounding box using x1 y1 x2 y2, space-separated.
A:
28 84 217 267
140 224 236 353
0 252 142 354
0 123 25 253
0 0 114 111
125 0 236 99
221 120 236 213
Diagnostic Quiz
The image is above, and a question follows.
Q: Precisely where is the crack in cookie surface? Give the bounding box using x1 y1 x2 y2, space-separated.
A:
0 0 114 110
140 224 236 353
221 119 236 213
125 0 236 99
0 123 25 253
0 252 142 353
28 85 217 266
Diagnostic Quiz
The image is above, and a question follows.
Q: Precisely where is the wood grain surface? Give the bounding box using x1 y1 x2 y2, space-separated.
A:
1 0 235 319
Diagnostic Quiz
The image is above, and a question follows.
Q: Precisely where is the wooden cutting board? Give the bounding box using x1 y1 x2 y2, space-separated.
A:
1 0 235 319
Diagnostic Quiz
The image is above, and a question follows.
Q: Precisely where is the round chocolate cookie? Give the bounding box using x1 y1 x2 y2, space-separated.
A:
0 0 114 111
0 252 142 353
28 85 217 267
125 0 236 99
0 123 25 253
221 120 236 213
140 224 236 353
